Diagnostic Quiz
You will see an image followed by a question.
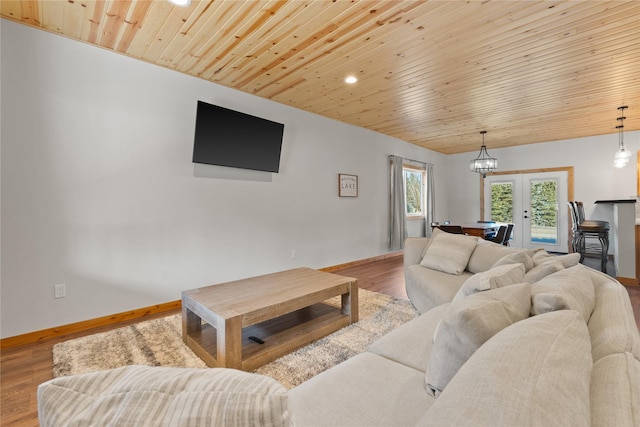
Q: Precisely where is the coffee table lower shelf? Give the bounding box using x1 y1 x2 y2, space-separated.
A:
184 302 351 371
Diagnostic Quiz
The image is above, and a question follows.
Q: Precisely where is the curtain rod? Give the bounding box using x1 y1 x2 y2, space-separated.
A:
388 155 433 167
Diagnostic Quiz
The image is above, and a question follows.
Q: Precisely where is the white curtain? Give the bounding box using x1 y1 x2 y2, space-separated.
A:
425 164 436 237
389 155 407 250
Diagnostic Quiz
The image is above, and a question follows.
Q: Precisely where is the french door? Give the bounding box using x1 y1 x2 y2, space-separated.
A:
483 171 569 253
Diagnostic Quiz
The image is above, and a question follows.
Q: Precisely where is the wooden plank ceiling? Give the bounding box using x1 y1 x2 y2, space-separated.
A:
2 0 639 154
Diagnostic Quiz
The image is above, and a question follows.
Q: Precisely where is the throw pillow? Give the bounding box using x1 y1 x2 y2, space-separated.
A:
554 253 580 268
466 240 514 274
451 263 526 303
533 250 580 268
425 282 531 397
419 227 442 258
530 265 596 322
491 250 534 272
523 260 564 283
422 311 592 426
420 230 478 275
532 249 551 262
37 366 292 427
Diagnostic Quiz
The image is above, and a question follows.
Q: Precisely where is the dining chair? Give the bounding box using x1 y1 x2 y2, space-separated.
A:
486 226 507 244
502 224 514 246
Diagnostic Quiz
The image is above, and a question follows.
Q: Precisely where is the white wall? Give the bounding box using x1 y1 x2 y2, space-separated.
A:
0 20 447 338
446 132 639 224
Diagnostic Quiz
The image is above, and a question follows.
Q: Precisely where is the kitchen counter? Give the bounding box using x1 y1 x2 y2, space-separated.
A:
595 199 637 204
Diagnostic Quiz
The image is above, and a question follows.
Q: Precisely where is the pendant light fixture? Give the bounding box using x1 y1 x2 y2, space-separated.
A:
469 131 497 178
613 106 631 168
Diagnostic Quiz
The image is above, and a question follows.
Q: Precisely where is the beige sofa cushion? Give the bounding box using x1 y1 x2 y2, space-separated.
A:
420 230 478 275
289 352 435 427
37 365 292 427
590 352 640 427
369 303 450 373
405 265 471 314
530 265 595 322
421 310 592 427
452 263 526 303
425 283 531 396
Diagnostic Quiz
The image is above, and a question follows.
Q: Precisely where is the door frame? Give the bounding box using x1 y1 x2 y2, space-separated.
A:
479 166 575 252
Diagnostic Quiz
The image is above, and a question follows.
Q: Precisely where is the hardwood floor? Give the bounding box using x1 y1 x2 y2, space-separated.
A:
0 308 183 426
331 255 408 300
1 254 638 426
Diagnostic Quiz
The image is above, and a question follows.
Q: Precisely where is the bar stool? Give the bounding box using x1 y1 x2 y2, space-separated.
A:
568 201 610 273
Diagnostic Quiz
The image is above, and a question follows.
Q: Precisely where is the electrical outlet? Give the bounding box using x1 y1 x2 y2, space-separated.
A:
291 249 296 259
54 284 66 299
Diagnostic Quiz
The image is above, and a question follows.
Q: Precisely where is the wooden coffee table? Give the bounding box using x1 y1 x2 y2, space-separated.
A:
181 267 358 371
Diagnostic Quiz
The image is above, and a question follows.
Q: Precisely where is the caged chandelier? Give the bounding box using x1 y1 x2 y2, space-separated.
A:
613 106 631 168
469 131 498 178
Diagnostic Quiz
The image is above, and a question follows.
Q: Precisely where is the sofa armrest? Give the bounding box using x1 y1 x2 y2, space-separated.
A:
404 237 430 268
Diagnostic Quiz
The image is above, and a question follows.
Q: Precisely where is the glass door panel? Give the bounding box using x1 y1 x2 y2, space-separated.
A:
490 182 514 223
528 179 559 245
484 171 568 252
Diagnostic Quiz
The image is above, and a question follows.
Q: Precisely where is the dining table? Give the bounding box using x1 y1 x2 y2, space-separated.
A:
458 223 500 239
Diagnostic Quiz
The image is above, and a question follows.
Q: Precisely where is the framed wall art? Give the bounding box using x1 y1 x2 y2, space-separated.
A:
339 174 358 197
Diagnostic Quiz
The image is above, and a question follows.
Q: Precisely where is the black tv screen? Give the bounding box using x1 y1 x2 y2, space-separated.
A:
192 101 285 173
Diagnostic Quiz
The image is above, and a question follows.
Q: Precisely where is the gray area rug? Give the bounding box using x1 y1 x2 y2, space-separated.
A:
53 289 418 389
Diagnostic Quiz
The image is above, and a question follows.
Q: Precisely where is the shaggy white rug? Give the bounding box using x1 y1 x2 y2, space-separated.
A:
53 289 418 389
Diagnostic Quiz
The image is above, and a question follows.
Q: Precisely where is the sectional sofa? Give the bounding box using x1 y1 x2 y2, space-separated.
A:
38 229 640 426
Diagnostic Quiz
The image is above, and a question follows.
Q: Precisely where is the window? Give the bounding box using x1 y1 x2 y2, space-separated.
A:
404 166 426 217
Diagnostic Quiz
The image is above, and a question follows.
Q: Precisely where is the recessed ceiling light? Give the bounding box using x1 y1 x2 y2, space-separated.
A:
345 76 358 84
169 0 191 6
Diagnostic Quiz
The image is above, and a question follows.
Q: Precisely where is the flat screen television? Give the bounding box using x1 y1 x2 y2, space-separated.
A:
192 101 285 173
